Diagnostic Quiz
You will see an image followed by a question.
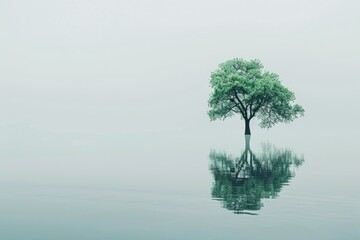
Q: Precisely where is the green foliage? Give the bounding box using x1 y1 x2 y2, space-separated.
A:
208 58 304 129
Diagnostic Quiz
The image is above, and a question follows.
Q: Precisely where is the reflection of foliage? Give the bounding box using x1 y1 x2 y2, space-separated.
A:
209 143 304 215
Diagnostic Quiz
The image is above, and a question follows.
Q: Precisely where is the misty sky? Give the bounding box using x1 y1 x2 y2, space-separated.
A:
1 0 359 144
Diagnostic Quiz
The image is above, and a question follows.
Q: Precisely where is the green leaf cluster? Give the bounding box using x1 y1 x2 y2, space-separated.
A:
208 58 304 128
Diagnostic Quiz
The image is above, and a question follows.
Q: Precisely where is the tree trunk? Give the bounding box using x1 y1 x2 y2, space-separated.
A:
244 119 251 135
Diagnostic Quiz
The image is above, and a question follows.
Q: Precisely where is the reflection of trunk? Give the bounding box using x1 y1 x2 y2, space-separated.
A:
245 135 251 150
233 136 252 182
245 119 251 135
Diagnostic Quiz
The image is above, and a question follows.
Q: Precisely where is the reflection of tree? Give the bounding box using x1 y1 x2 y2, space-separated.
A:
209 137 304 215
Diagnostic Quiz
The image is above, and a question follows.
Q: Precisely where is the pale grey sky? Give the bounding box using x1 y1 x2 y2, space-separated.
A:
1 0 359 143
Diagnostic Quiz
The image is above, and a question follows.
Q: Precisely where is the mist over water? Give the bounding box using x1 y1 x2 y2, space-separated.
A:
1 0 360 239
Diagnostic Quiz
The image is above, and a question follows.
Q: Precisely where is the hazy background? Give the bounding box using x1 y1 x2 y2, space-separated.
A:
1 0 360 186
1 0 360 188
1 0 359 136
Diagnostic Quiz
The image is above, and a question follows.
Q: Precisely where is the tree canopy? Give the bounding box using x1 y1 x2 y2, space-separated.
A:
208 58 304 134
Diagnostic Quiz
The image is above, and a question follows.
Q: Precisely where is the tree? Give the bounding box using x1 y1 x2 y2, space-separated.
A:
208 58 304 135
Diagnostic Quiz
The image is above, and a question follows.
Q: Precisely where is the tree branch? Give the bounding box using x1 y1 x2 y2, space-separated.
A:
233 90 248 119
218 103 242 118
249 103 253 118
250 95 269 119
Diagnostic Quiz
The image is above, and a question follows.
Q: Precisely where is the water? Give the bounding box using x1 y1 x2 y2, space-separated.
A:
209 138 305 215
0 124 359 239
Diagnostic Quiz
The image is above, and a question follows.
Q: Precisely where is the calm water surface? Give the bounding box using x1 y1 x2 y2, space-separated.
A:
0 124 359 240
